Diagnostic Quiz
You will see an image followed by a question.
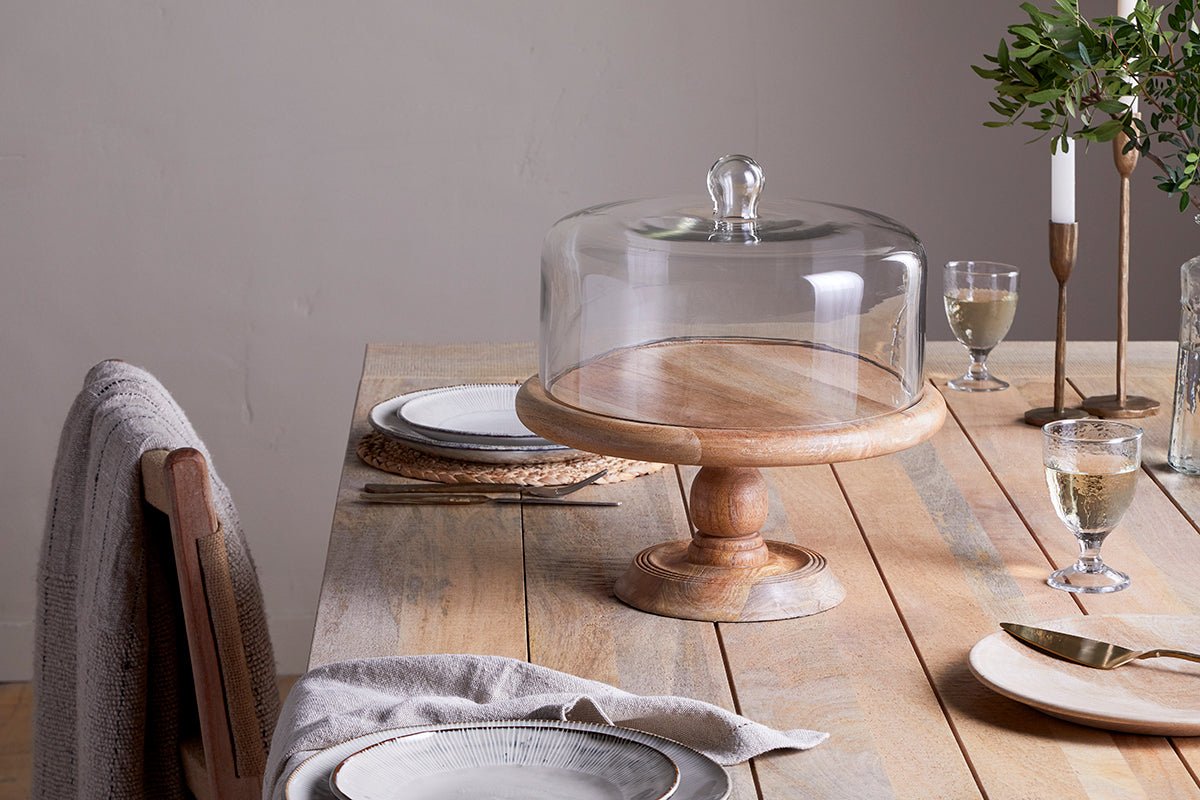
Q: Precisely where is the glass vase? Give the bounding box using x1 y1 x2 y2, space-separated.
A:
1169 253 1200 474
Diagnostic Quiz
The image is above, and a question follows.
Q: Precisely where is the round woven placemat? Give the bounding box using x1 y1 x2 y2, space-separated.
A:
357 431 666 486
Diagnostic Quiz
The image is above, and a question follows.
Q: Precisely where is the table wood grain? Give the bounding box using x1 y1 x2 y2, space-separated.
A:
310 340 1200 799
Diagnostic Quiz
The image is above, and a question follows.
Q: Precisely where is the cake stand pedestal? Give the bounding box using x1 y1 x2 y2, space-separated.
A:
516 350 946 622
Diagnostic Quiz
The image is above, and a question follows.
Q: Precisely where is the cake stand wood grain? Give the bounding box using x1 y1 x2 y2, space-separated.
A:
515 342 947 621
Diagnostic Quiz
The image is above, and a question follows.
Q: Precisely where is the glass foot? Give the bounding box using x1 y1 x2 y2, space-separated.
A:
1047 563 1130 593
947 375 1009 392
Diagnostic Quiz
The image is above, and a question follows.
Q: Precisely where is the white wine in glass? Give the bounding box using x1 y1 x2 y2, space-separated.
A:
944 261 1019 391
1043 419 1142 593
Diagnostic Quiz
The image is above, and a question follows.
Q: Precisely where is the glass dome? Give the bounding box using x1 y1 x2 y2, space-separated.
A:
539 155 928 431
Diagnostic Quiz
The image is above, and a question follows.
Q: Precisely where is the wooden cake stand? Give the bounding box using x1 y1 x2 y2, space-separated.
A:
516 339 947 622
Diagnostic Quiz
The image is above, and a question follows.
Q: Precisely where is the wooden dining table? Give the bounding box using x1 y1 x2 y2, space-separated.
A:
308 340 1200 799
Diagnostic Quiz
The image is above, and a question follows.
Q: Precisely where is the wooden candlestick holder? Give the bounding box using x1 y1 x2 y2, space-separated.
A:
1025 221 1089 426
1082 123 1159 418
515 341 947 622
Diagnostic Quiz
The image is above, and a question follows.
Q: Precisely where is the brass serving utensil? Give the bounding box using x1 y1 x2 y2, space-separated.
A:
359 493 620 507
1001 622 1200 670
364 469 608 498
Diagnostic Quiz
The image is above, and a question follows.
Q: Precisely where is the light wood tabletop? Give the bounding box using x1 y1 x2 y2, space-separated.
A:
309 340 1200 799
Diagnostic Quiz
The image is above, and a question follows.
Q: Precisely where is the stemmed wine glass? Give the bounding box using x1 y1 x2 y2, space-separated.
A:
943 261 1019 391
1043 419 1142 593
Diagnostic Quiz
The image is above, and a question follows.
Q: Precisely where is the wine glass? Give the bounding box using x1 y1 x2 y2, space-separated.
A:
943 261 1020 391
1043 419 1142 593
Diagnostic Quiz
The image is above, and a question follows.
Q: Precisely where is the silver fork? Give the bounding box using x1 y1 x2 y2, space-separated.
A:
525 468 607 497
363 468 608 498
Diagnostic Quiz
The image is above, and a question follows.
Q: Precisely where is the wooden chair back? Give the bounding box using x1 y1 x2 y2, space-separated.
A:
141 447 272 800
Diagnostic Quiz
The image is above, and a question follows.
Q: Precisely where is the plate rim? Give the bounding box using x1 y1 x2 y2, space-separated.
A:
329 723 680 800
373 388 563 452
398 383 544 443
968 613 1200 735
368 389 590 465
284 719 730 800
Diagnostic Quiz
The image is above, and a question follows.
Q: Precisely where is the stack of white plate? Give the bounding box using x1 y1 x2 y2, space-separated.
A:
369 384 585 465
284 719 731 800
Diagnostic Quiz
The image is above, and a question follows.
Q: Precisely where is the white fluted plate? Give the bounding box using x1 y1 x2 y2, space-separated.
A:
369 389 586 464
330 724 679 800
398 383 544 444
285 720 730 800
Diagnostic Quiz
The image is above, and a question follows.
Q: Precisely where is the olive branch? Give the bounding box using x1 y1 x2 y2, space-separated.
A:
974 0 1200 212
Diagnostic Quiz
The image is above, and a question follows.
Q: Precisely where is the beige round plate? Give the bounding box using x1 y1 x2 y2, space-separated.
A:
969 614 1200 735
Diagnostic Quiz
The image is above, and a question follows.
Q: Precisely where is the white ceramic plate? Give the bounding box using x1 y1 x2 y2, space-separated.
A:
330 725 679 800
368 390 586 465
285 720 730 800
398 384 544 445
969 614 1200 735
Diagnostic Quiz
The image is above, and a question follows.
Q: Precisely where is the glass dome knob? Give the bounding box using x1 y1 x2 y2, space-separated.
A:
708 154 764 220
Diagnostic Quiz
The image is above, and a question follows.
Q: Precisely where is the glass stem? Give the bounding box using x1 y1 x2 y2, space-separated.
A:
968 349 991 379
1075 533 1110 573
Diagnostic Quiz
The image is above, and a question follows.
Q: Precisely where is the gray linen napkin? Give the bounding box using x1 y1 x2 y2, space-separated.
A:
265 654 827 800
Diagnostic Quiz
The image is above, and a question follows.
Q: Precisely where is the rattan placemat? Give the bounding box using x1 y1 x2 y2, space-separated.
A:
357 431 666 486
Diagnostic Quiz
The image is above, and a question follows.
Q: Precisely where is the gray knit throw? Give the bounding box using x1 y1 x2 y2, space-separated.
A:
33 360 279 800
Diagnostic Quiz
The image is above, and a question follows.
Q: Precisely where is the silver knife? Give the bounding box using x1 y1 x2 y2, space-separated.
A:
1000 621 1200 670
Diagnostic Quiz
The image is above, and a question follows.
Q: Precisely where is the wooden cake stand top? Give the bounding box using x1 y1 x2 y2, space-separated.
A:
516 339 947 468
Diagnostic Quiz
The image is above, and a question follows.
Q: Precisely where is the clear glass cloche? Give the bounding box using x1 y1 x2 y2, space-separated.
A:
538 155 928 431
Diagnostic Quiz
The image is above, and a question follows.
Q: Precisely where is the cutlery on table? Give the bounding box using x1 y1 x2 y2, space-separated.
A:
363 469 608 498
1001 622 1200 670
360 493 620 507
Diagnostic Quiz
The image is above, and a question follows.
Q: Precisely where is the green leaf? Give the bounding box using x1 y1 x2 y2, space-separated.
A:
1019 2 1046 21
1182 192 1191 212
1012 61 1038 85
1027 88 1066 102
983 121 1012 127
998 38 1010 70
1095 99 1129 114
1092 119 1125 140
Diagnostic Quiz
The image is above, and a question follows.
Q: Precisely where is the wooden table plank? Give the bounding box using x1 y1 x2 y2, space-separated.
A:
522 468 757 800
308 344 539 668
929 342 1200 616
1056 342 1200 785
927 341 1200 797
312 341 1200 800
723 464 981 799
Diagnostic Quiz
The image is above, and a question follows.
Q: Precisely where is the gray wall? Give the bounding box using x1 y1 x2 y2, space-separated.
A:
2 0 1194 678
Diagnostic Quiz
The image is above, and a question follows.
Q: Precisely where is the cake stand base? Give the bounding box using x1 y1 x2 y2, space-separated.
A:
1080 394 1159 419
614 539 846 622
1023 406 1089 427
515 365 946 623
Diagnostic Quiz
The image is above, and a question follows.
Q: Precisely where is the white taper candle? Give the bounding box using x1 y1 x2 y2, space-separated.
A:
1051 139 1075 224
1118 1 1139 112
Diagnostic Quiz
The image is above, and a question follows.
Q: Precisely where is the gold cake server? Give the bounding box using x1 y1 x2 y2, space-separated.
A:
1000 622 1200 670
